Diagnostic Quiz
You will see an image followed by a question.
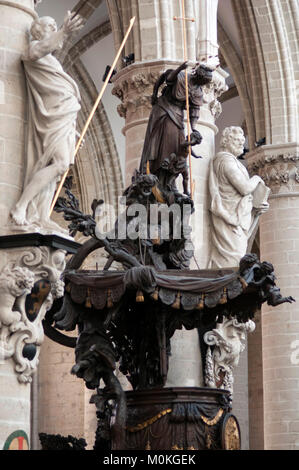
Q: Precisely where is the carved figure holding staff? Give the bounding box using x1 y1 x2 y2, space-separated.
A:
139 62 213 196
11 11 84 228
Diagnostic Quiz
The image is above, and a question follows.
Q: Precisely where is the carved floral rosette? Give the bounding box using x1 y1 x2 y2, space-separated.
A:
204 318 255 400
0 246 66 383
246 145 299 194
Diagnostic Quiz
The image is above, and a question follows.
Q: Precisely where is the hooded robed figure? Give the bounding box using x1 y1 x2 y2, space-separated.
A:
139 62 213 177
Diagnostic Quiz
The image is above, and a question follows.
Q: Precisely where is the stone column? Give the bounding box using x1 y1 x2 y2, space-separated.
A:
247 142 299 450
0 0 35 450
0 1 74 451
196 0 219 62
0 0 37 233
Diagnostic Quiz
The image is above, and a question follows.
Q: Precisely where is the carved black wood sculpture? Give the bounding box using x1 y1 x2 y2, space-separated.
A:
45 123 295 450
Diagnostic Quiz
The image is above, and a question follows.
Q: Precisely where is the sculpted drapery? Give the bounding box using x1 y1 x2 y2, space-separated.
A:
10 12 83 229
23 52 81 225
139 63 213 176
209 127 269 268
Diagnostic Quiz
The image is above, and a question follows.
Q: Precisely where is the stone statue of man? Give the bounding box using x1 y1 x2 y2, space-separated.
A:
209 126 269 267
11 12 84 228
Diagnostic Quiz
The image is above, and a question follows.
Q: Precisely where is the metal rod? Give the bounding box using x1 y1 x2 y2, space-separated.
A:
174 0 194 199
49 16 136 216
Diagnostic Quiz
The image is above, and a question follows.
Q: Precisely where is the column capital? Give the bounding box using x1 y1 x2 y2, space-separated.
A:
112 61 228 125
112 61 177 121
246 142 299 195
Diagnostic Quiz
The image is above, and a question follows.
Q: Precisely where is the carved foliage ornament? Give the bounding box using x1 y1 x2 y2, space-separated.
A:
0 247 66 383
247 152 299 193
202 76 228 119
112 71 161 118
113 69 228 120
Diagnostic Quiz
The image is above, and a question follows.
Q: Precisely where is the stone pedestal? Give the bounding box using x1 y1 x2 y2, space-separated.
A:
247 142 299 449
0 1 36 450
0 235 79 449
0 359 30 450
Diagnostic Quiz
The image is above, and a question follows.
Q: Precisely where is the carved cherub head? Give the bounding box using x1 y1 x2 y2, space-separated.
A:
30 16 57 41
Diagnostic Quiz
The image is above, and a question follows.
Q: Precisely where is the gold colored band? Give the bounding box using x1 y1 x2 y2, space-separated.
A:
200 408 224 426
126 408 172 433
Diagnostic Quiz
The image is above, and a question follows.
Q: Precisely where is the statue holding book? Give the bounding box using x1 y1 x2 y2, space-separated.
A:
209 126 270 268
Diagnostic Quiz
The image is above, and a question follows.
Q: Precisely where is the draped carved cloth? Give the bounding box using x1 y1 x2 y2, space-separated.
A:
22 51 81 224
64 266 242 311
209 152 254 268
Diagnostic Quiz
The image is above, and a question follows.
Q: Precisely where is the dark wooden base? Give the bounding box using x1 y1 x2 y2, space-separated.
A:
0 233 80 254
115 387 240 451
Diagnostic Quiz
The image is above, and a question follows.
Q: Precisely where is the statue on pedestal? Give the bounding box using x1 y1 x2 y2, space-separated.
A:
209 126 270 268
10 11 84 229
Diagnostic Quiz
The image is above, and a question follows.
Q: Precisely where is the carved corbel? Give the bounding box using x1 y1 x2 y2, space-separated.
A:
202 75 228 119
204 318 255 400
0 247 66 383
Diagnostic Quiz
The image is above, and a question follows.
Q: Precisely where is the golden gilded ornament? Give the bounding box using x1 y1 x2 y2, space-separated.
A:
151 288 159 301
126 408 172 432
200 408 224 426
219 287 227 304
239 276 248 290
221 414 241 450
85 288 92 308
136 290 145 302
172 291 181 309
196 293 205 310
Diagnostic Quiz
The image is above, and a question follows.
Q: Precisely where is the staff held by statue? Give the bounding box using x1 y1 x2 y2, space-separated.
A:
49 16 136 215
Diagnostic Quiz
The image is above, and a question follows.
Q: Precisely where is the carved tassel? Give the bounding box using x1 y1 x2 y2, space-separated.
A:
151 287 159 301
219 287 227 304
85 288 92 308
136 290 144 302
65 283 71 293
239 276 248 290
196 293 205 310
172 291 181 309
145 440 151 450
107 289 113 308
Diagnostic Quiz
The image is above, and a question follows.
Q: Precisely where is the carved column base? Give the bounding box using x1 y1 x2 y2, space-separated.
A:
113 388 240 450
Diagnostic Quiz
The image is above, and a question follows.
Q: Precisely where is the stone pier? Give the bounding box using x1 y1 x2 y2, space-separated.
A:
248 143 299 450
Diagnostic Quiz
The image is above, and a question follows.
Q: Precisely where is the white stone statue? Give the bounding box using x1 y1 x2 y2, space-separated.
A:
10 12 84 229
209 126 270 268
